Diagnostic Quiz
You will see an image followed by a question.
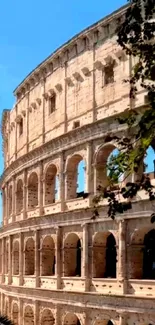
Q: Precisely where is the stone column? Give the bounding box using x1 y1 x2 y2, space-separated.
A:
12 176 16 222
14 104 17 160
118 220 127 294
26 90 30 153
40 76 46 144
8 235 12 284
2 238 5 283
34 301 39 325
59 152 65 211
8 296 11 320
119 312 127 325
56 227 61 289
4 187 7 226
19 299 23 325
38 162 44 216
86 142 93 203
82 223 89 291
0 292 3 314
23 169 27 220
6 183 9 226
35 230 40 287
55 304 61 325
1 188 5 226
19 232 24 286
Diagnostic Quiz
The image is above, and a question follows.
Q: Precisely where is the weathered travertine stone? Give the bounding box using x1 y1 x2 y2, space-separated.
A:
0 4 155 325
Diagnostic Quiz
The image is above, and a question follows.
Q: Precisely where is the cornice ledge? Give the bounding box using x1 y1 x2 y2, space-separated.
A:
13 4 128 98
0 284 155 312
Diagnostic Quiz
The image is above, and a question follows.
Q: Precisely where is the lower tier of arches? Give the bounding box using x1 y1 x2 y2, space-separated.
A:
1 286 155 325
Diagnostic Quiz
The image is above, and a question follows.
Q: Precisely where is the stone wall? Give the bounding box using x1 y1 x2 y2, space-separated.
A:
0 4 154 325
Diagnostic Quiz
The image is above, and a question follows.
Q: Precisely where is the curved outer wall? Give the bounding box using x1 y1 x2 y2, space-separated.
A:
1 4 155 325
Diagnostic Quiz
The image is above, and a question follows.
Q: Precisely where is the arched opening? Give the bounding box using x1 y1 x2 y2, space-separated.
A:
93 232 116 278
8 185 13 216
64 233 81 277
77 160 86 193
41 309 55 325
19 117 23 136
66 155 86 200
95 144 120 191
45 164 58 205
94 320 114 325
16 179 23 214
24 306 34 325
24 238 35 275
49 92 56 114
135 144 155 182
143 229 155 279
105 234 117 278
13 241 19 275
12 303 19 325
41 236 55 276
64 313 81 325
144 145 155 179
28 172 38 209
129 227 155 279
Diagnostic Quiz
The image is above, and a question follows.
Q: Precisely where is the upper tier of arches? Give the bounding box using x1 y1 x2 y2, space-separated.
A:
1 4 136 171
2 141 155 225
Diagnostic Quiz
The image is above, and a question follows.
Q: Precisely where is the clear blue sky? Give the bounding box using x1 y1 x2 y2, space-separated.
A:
0 0 154 217
0 0 126 172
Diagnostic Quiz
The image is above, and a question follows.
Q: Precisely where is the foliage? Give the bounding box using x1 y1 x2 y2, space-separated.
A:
0 315 14 325
93 0 155 219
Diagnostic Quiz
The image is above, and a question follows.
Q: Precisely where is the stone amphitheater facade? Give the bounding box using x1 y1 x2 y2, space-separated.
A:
0 4 155 325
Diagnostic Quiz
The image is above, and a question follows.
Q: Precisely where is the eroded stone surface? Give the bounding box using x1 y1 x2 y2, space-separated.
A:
0 4 155 325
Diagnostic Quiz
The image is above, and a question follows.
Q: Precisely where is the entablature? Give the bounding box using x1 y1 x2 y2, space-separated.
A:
13 4 128 101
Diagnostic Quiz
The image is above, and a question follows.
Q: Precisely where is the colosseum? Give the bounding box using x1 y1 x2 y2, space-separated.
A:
0 3 155 325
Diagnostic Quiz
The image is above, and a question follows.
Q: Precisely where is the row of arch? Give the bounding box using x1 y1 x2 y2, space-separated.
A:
5 302 116 325
5 144 154 217
6 158 86 215
3 228 155 280
4 232 116 278
4 302 155 325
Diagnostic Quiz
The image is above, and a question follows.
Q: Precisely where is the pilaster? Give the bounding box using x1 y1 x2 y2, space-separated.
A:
19 232 24 286
12 176 16 222
55 304 61 325
64 61 68 134
15 104 17 160
23 169 27 220
19 299 23 325
86 141 93 203
6 183 9 226
1 188 4 226
92 39 98 122
34 300 39 325
82 223 89 291
0 292 3 314
26 91 30 153
8 235 12 285
118 219 127 294
119 312 128 325
59 152 65 211
56 227 61 289
8 296 11 320
38 162 44 216
41 77 46 144
2 237 5 283
35 230 40 287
